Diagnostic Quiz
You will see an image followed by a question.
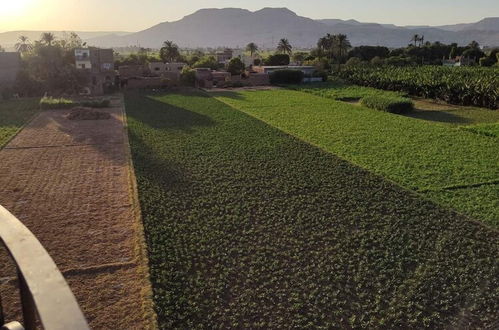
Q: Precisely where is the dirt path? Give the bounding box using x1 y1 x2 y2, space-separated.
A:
0 97 156 329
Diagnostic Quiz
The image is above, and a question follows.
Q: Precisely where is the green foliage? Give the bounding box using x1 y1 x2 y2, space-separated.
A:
384 56 415 66
180 67 196 86
349 46 390 61
216 89 499 224
269 70 304 84
345 57 363 66
227 57 245 75
462 122 499 138
126 90 499 328
192 56 219 70
289 79 405 101
361 95 414 113
263 54 290 66
0 98 39 147
39 96 75 109
159 41 181 63
339 65 499 109
370 56 385 66
39 96 110 109
15 42 89 96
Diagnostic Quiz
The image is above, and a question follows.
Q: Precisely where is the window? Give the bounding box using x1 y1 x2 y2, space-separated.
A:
81 64 86 69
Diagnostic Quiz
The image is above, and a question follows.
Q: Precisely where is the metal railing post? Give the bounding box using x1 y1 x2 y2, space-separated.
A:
17 272 36 330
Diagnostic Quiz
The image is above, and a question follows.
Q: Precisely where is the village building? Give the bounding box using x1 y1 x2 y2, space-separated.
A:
148 62 187 80
0 52 21 88
75 48 115 95
194 68 270 88
216 49 233 64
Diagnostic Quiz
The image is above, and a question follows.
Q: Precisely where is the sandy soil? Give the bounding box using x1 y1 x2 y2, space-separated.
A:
0 97 156 329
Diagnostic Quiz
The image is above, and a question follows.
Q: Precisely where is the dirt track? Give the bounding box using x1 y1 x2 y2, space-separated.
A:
0 97 156 329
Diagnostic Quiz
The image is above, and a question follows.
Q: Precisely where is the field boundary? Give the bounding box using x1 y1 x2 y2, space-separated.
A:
121 93 158 330
214 90 497 230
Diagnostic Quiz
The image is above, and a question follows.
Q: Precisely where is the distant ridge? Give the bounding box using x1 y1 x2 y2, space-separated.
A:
1 9 498 49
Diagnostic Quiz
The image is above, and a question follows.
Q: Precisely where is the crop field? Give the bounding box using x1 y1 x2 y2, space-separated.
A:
126 91 498 329
338 66 499 109
0 98 39 148
292 81 499 125
290 79 406 102
215 89 499 225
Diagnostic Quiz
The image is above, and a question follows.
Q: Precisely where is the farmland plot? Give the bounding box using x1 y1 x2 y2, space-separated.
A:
215 89 499 225
126 91 498 329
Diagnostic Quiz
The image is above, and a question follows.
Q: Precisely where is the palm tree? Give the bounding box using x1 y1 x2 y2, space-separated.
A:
15 35 33 54
419 35 425 47
41 32 56 46
411 34 420 47
246 42 259 57
317 34 334 60
160 40 180 63
277 38 292 55
332 34 352 60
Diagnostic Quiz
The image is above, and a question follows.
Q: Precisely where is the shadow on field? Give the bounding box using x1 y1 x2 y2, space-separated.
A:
127 93 215 132
404 110 472 124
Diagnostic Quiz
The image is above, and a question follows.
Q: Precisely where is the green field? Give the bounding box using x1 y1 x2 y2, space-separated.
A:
126 91 498 329
293 81 499 126
214 89 499 225
0 98 39 148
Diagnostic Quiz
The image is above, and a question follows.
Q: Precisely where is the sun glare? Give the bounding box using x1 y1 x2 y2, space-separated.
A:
1 0 34 17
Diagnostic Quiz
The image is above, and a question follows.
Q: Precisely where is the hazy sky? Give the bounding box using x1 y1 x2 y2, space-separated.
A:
0 0 498 32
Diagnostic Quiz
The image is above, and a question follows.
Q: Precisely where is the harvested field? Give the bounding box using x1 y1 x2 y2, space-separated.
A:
0 97 155 329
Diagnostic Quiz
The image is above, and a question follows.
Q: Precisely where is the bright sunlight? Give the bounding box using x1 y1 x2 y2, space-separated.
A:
0 0 34 17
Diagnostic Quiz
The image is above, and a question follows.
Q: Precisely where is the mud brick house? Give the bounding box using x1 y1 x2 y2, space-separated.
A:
216 49 233 64
0 52 21 88
75 48 115 95
148 62 187 80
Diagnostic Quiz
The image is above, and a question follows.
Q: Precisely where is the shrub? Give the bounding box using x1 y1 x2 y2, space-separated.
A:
40 96 111 109
79 99 111 108
253 58 262 66
180 68 196 86
40 96 76 109
345 57 363 67
361 95 414 114
227 57 245 75
370 56 385 66
192 56 219 70
269 70 304 84
264 54 290 66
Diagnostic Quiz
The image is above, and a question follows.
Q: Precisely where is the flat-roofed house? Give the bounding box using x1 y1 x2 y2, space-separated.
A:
216 49 233 64
75 48 115 95
148 62 187 81
0 52 21 87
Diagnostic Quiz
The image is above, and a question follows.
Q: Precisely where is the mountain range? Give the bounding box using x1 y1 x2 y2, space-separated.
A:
1 8 498 49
